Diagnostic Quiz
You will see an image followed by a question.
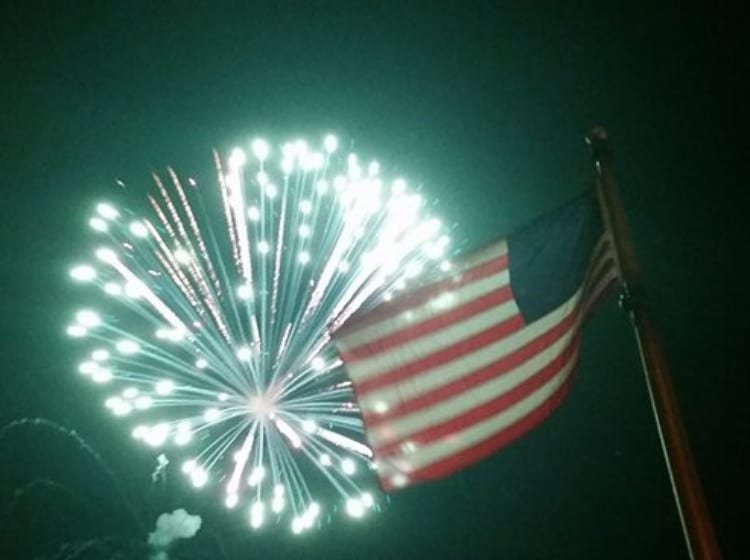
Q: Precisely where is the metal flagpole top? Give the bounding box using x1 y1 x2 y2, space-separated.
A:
586 125 614 161
587 124 608 141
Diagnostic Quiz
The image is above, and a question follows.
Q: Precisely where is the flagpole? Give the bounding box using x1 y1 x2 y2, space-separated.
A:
586 126 722 560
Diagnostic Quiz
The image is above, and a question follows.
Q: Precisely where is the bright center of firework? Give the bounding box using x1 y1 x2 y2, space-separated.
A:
67 132 453 534
248 392 276 420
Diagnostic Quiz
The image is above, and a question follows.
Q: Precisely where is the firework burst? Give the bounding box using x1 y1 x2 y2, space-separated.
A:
66 134 451 533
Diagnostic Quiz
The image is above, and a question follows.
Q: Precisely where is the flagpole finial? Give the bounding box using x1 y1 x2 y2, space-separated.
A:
586 125 611 160
587 125 608 141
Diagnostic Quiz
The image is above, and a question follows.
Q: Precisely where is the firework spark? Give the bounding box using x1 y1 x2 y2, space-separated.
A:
66 134 450 532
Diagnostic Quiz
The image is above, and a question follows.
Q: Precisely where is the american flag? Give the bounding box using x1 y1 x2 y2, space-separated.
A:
332 190 620 491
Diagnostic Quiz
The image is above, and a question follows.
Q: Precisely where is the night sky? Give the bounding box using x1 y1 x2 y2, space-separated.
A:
0 3 743 559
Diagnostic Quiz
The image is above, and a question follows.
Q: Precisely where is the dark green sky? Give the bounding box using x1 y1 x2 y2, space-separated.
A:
0 2 743 558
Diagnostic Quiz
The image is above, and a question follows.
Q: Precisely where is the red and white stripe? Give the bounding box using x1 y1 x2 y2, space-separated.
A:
334 234 618 491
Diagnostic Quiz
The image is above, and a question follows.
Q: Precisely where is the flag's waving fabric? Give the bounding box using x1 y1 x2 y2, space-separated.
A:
332 190 619 491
